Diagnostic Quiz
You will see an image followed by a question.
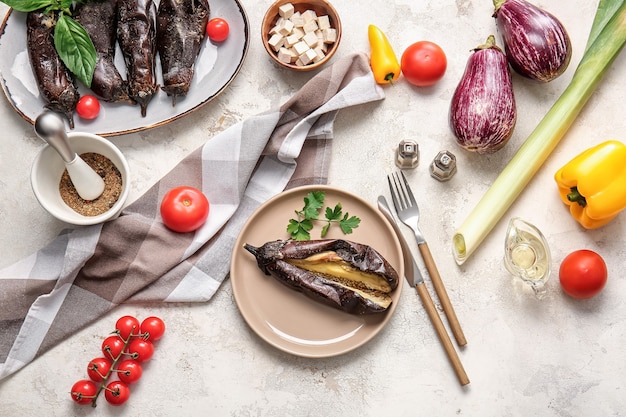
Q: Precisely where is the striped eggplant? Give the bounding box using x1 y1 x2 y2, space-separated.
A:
493 0 572 82
244 239 400 315
26 11 79 128
117 0 159 117
449 35 516 154
74 0 133 103
156 0 210 105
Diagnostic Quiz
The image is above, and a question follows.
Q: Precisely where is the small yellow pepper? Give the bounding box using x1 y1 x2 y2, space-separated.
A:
554 140 626 229
368 25 400 85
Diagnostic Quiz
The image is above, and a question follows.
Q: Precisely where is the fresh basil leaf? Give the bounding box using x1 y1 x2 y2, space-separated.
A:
2 0 52 12
53 14 96 88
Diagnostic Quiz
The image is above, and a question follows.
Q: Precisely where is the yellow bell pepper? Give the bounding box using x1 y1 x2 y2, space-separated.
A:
368 25 400 85
554 140 626 229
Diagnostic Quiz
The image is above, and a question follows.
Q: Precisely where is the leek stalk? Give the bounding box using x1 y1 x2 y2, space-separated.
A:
452 1 626 265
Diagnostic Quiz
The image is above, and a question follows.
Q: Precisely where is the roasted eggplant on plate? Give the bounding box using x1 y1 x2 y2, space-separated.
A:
245 239 400 315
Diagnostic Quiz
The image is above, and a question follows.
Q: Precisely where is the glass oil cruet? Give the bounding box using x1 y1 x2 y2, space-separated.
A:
504 217 551 299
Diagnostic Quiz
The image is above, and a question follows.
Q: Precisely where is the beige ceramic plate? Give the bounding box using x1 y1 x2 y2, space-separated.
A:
230 185 404 358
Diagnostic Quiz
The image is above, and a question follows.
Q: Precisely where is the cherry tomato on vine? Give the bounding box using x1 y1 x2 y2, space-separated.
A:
116 360 143 384
559 250 608 299
87 357 113 383
140 316 166 341
102 335 125 361
128 338 154 362
105 380 131 406
160 186 210 233
70 379 97 405
401 41 447 87
76 95 101 120
116 315 140 340
206 18 229 42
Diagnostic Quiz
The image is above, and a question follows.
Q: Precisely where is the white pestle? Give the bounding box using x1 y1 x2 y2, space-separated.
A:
34 111 106 201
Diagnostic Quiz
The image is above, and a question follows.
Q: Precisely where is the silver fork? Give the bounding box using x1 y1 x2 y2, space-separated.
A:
388 171 467 347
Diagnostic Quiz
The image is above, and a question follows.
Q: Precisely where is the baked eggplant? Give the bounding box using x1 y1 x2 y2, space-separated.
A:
117 0 159 116
74 0 133 103
26 11 79 128
244 239 400 315
156 0 210 105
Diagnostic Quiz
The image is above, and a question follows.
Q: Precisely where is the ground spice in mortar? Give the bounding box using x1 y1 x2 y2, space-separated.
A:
59 152 123 216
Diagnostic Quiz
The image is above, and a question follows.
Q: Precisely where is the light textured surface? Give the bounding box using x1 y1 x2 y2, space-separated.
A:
1 1 625 415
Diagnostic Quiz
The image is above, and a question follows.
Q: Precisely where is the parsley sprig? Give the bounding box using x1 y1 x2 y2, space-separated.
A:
287 191 361 240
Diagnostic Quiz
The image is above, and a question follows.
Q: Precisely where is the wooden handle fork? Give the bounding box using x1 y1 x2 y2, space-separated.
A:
418 242 467 347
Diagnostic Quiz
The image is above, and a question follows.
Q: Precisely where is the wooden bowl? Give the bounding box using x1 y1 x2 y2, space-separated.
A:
261 0 342 71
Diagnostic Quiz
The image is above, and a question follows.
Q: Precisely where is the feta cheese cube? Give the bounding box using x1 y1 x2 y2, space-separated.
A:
317 15 331 30
284 33 300 47
301 48 318 64
302 9 317 23
313 46 326 61
302 31 319 48
278 3 294 19
322 28 337 44
292 40 309 55
290 12 304 27
278 47 297 63
302 20 318 33
292 27 305 39
268 33 284 51
277 19 294 36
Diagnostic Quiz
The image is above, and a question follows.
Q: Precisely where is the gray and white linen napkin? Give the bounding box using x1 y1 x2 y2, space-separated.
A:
0 52 385 380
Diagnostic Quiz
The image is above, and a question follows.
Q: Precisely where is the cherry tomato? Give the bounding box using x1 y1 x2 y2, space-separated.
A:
87 357 113 383
70 379 98 405
116 315 140 340
206 18 229 42
140 316 166 341
401 41 447 87
76 95 101 120
102 335 125 361
559 250 608 299
160 186 210 233
104 380 131 406
116 360 143 384
127 338 154 362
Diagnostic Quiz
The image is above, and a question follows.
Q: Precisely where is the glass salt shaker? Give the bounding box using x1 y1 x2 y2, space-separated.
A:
503 217 551 299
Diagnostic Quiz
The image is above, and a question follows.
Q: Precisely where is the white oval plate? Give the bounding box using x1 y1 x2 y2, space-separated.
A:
0 0 249 137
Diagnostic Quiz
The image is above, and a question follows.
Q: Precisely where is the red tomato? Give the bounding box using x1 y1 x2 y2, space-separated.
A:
401 41 447 87
76 95 101 119
104 380 131 406
559 250 608 299
128 338 154 362
160 186 210 233
140 316 166 341
115 315 140 340
87 357 113 383
102 335 125 361
116 360 143 384
70 379 98 405
206 18 229 42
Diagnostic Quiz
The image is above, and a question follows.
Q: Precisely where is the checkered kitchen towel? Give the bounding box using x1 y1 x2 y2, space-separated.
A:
0 52 385 379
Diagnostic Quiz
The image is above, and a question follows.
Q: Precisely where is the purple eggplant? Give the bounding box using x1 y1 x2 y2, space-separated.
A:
26 11 79 129
156 0 210 105
449 35 516 154
74 0 133 103
117 0 159 117
493 0 571 82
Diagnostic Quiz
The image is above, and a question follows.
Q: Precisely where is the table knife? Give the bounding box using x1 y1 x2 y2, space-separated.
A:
378 196 469 386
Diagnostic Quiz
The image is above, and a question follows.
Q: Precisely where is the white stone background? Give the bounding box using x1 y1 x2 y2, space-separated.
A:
0 0 625 415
